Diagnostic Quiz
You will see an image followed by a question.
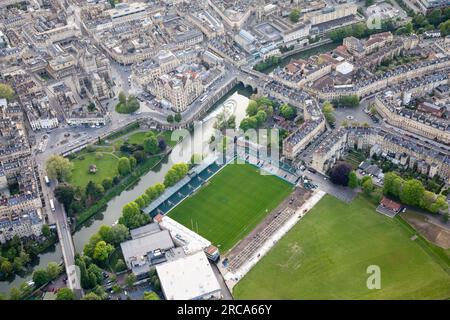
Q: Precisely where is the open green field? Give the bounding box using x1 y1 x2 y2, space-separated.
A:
69 152 119 189
234 195 450 299
168 164 293 253
126 130 176 146
69 129 175 190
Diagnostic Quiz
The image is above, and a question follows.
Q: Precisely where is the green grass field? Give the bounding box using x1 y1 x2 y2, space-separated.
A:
234 195 450 300
168 164 293 253
69 129 175 190
69 152 119 189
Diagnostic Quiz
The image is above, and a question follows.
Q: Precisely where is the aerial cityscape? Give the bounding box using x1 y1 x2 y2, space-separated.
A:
0 0 449 302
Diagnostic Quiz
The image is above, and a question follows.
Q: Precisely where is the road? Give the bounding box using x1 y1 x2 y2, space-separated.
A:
42 177 82 296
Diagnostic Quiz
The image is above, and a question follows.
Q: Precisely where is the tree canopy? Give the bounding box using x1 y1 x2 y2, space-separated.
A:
56 288 75 300
329 162 352 186
164 163 189 187
46 155 74 182
119 201 150 229
279 104 296 120
289 9 300 23
118 157 131 176
0 83 15 101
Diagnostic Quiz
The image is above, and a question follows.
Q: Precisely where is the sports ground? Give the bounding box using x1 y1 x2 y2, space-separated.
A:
168 163 293 253
234 195 450 299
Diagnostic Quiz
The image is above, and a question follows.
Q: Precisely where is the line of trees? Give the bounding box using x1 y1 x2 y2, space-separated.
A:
328 20 396 43
332 95 360 108
163 163 190 187
383 172 448 214
322 101 335 125
253 56 282 72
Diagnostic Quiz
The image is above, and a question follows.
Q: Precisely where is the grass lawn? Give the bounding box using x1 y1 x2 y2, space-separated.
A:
69 129 176 190
124 130 178 147
69 152 119 189
234 195 450 300
168 164 293 253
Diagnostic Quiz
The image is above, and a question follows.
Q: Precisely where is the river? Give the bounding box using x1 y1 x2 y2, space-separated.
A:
0 84 253 294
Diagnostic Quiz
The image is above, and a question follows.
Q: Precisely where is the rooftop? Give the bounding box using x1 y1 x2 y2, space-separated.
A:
156 251 221 300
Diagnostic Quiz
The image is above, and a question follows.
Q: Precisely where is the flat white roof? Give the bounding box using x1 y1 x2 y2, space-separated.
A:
156 251 221 300
336 61 354 75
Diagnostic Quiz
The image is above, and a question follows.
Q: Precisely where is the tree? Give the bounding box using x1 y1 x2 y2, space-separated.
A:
118 157 131 176
84 233 102 258
239 116 258 131
46 155 74 182
396 22 414 35
419 190 434 210
429 195 448 214
56 288 75 300
46 262 62 280
115 259 127 272
428 9 442 26
362 178 374 196
145 183 165 200
333 95 359 108
93 241 114 262
167 115 174 123
87 263 103 286
32 269 50 287
133 150 146 163
174 113 182 123
116 94 140 114
0 83 14 101
164 163 189 187
76 256 91 289
119 201 150 229
255 110 267 126
9 287 21 300
400 179 425 207
439 19 450 36
118 91 126 104
42 224 52 238
130 156 137 169
348 171 359 189
135 195 146 209
322 102 335 125
102 178 113 191
383 172 403 197
158 137 167 151
82 292 101 300
143 291 160 300
289 8 300 23
13 257 24 272
125 273 137 288
1 260 13 275
329 162 352 186
54 183 75 211
108 224 130 245
279 104 296 120
85 181 104 203
144 135 159 154
246 100 258 116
